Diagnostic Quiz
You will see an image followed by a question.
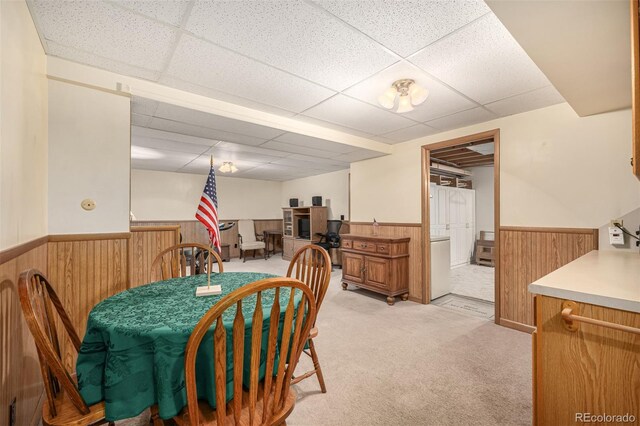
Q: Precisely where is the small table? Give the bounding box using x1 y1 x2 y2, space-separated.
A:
263 229 283 259
75 272 296 421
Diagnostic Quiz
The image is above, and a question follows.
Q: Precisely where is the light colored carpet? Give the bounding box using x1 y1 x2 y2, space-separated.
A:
116 256 531 426
227 257 530 426
450 264 495 302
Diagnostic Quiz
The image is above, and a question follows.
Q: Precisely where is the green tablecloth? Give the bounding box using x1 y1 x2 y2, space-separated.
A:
76 272 297 421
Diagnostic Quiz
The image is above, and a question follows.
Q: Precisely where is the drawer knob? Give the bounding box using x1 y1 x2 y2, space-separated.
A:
379 246 386 251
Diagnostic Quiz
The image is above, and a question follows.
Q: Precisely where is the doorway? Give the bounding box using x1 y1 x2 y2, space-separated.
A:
421 129 500 324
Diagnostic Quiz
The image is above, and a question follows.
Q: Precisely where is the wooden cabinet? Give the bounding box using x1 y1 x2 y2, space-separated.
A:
533 295 640 425
281 206 327 260
340 234 410 305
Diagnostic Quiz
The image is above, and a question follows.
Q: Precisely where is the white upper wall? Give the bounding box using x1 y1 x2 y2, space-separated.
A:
0 0 48 250
469 166 494 238
48 79 130 234
281 169 350 220
131 169 283 220
351 103 640 228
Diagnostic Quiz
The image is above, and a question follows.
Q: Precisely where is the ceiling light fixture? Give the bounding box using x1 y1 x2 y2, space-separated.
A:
378 79 429 113
218 161 238 173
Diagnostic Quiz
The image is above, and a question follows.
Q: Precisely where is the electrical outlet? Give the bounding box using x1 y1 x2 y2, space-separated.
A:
234 243 238 248
610 218 623 227
9 397 16 426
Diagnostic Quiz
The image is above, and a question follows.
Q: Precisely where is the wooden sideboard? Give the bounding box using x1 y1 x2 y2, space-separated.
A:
340 234 410 305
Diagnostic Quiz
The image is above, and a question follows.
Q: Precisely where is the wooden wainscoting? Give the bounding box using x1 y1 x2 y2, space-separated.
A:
131 219 283 259
129 226 180 288
47 234 130 372
499 227 598 330
348 222 422 302
0 237 48 426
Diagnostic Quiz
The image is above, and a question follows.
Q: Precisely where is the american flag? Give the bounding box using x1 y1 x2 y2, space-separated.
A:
195 164 221 252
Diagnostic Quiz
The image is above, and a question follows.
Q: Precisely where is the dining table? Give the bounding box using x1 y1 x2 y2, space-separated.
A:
75 271 299 421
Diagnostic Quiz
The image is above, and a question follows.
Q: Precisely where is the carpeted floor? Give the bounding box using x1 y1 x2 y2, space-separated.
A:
450 264 495 302
115 256 531 426
227 256 531 426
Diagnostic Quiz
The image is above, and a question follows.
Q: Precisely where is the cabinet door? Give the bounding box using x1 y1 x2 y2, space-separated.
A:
342 252 364 283
283 238 294 259
364 256 390 289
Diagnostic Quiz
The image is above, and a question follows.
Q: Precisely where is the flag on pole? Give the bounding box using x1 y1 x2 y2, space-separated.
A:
195 161 221 252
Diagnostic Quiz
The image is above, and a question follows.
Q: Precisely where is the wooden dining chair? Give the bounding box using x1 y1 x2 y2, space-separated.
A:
18 269 108 426
174 277 316 426
286 244 331 393
151 243 224 282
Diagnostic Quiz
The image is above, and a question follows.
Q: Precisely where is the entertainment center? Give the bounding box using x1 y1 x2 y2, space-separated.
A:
282 206 327 260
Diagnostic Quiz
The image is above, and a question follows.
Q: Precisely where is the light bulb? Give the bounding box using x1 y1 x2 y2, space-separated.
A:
230 164 238 173
377 87 397 109
396 94 414 113
409 83 429 106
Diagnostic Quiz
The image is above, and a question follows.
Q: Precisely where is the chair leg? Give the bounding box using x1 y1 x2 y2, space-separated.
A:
308 338 327 393
242 249 245 263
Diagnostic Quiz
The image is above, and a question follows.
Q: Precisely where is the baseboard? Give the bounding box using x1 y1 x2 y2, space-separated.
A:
409 295 423 304
499 318 535 334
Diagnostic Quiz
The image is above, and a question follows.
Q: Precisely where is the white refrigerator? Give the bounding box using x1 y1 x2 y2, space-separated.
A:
430 236 451 300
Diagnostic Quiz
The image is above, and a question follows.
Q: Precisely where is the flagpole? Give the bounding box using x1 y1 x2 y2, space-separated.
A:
208 154 213 290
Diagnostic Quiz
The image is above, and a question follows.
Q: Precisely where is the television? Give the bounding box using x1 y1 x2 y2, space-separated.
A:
298 218 310 239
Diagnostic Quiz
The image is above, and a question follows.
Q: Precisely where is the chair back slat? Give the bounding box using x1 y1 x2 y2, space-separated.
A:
183 278 316 426
18 269 90 418
287 245 331 317
232 300 245 425
261 288 280 424
248 293 263 426
271 290 296 414
213 318 227 426
151 243 224 282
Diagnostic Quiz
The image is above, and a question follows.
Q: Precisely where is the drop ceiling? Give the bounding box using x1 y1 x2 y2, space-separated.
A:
28 0 567 151
130 97 385 180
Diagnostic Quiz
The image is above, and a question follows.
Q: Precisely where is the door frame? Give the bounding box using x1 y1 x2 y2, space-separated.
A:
420 129 500 325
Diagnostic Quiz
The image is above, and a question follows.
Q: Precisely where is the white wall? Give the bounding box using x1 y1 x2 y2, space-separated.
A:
131 169 283 220
351 103 640 230
48 80 130 234
0 0 48 250
469 166 494 238
281 169 350 220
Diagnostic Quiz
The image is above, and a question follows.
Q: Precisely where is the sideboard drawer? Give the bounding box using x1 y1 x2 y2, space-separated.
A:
353 241 376 252
342 239 353 249
376 243 390 254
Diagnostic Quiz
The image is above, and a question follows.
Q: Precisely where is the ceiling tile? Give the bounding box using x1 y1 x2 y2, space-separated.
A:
484 86 565 117
131 97 159 116
273 133 357 154
314 0 490 57
301 94 418 135
113 0 191 27
132 136 211 155
31 0 177 71
334 149 387 163
289 115 377 139
381 124 439 144
47 41 161 81
185 0 399 91
269 157 347 171
153 102 286 139
213 142 291 158
285 154 350 167
132 126 221 147
344 61 477 123
165 35 336 113
131 113 152 127
131 148 200 171
425 107 497 131
147 117 267 146
409 14 551 104
178 154 265 174
205 148 283 165
261 140 342 159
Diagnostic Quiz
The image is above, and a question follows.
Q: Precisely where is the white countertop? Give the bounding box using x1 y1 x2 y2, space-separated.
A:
528 250 640 313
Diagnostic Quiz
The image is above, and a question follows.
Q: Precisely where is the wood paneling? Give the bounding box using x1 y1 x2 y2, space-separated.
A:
132 219 283 259
47 236 129 373
0 239 48 426
348 223 422 302
535 295 640 425
129 226 180 288
499 227 598 329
